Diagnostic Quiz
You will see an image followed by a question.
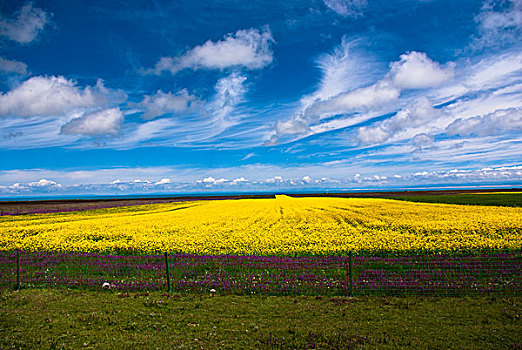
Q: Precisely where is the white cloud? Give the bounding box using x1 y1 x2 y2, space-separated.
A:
265 176 283 184
196 176 229 185
323 0 367 18
275 115 311 136
1 178 63 194
154 178 171 185
0 56 28 74
132 179 151 184
201 176 216 184
388 51 455 90
60 108 124 136
353 173 388 184
0 3 50 44
232 177 248 184
0 76 124 118
27 178 61 188
194 176 249 187
241 152 255 161
356 126 390 144
410 165 522 182
446 107 522 136
357 97 441 144
150 27 274 75
139 89 199 120
473 0 522 49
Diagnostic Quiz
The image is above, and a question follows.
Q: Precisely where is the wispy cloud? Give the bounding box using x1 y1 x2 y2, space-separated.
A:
0 3 51 44
472 0 522 50
211 72 248 124
270 49 454 144
323 0 367 18
0 56 28 75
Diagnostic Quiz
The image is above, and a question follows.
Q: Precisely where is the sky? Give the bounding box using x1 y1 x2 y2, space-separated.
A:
0 0 521 196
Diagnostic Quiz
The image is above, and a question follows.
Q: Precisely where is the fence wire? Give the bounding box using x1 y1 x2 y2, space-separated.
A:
0 251 520 296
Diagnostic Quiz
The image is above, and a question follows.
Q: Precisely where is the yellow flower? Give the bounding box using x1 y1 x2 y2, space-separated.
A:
0 195 520 254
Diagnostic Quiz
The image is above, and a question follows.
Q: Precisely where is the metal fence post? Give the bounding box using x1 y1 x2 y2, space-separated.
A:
164 252 171 293
16 250 21 291
349 250 353 297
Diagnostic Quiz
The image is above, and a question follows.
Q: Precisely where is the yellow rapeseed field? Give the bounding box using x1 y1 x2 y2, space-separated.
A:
0 195 520 254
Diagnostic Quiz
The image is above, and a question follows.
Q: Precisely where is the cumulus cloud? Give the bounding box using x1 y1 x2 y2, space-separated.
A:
193 176 250 187
27 178 61 188
196 177 228 186
357 97 441 144
351 165 522 186
0 56 28 74
154 178 171 185
356 126 390 145
60 108 124 136
265 176 283 184
232 177 248 184
473 0 522 49
0 3 51 44
410 165 522 182
387 51 455 90
0 76 125 118
139 89 200 120
1 178 62 194
446 107 522 136
275 115 311 136
150 27 274 75
323 0 367 18
353 173 388 184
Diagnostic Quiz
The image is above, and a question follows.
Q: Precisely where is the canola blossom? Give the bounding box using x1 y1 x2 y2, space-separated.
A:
0 195 520 254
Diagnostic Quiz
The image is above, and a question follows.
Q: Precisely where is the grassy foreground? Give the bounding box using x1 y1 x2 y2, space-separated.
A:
1 289 520 349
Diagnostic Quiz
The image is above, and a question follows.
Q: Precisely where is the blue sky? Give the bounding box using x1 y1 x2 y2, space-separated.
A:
0 0 521 196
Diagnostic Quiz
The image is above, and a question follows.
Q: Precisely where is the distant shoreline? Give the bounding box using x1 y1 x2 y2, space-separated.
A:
1 186 521 203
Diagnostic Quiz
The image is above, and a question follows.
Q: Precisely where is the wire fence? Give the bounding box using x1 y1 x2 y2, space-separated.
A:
0 250 520 296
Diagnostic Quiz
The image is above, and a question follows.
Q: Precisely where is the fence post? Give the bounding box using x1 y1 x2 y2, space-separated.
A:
164 252 171 293
16 250 21 291
349 250 353 297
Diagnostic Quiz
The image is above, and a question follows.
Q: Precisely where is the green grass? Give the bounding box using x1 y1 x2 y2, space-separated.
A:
1 289 520 349
388 192 522 207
